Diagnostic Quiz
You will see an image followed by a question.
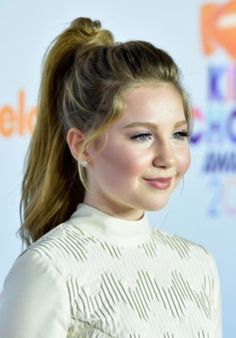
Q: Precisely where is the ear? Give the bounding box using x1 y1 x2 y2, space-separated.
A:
66 128 86 161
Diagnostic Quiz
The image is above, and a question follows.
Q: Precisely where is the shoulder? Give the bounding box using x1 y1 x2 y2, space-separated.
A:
6 241 64 288
152 227 208 255
152 228 219 277
18 221 96 275
1 246 69 313
2 223 85 287
0 237 71 338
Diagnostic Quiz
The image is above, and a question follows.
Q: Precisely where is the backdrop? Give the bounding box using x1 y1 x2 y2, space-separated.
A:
1 0 235 336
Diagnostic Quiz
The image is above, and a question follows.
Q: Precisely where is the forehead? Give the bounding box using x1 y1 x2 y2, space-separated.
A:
116 84 186 126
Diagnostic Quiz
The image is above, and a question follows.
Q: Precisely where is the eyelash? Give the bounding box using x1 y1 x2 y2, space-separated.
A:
173 131 190 140
130 131 190 142
130 132 153 142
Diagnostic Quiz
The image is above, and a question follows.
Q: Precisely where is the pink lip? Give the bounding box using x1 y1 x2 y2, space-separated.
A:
144 177 172 190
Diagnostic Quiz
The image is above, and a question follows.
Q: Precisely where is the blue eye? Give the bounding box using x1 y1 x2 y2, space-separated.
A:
131 132 153 142
174 131 190 140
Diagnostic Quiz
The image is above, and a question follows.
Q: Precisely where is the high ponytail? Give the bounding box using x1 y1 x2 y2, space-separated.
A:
20 17 191 246
20 18 114 246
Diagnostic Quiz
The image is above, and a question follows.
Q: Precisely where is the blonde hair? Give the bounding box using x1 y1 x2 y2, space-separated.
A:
19 17 191 246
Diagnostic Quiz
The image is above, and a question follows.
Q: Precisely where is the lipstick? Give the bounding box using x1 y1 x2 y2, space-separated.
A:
144 177 172 190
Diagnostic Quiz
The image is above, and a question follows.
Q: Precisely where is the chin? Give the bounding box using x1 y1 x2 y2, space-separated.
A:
147 205 168 212
141 199 170 212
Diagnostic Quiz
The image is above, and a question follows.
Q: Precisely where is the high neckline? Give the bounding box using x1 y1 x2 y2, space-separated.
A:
68 203 152 246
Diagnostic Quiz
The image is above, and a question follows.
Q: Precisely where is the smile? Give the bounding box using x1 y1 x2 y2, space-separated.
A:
143 177 172 190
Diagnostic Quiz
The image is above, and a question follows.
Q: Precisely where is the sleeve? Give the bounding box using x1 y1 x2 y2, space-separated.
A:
0 249 71 338
208 253 223 338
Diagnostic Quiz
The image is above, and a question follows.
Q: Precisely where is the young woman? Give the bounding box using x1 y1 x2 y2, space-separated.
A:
0 17 222 338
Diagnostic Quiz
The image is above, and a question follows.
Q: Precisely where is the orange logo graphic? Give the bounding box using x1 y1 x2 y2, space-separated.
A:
201 0 236 60
0 90 36 137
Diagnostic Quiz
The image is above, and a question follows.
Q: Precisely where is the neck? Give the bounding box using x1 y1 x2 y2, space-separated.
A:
83 197 144 221
68 203 152 246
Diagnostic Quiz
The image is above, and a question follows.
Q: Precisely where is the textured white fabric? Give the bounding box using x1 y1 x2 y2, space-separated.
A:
0 204 222 338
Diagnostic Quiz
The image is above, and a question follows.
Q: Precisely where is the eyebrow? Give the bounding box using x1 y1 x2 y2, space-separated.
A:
123 120 188 129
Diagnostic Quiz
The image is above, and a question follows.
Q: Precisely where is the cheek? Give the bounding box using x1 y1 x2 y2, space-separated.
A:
103 147 150 181
176 147 191 175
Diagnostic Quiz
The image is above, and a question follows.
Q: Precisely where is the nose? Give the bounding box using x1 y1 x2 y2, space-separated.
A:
152 140 176 169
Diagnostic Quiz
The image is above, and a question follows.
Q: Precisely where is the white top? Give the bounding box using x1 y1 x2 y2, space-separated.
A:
0 204 222 338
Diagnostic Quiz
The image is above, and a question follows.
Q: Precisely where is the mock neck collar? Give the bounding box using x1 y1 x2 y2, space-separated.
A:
68 203 152 246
